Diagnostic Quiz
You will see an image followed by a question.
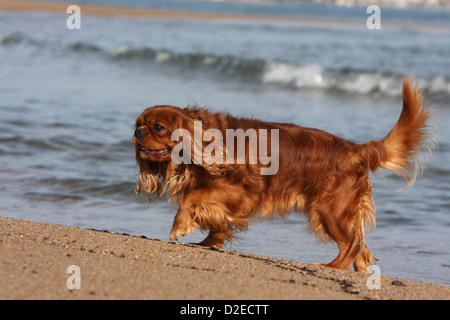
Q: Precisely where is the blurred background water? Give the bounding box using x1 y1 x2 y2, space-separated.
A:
0 0 449 284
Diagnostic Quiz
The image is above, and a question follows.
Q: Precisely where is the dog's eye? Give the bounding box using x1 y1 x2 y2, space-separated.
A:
153 124 165 132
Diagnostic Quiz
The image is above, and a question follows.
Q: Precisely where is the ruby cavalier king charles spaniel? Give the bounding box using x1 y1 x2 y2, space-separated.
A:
133 78 434 272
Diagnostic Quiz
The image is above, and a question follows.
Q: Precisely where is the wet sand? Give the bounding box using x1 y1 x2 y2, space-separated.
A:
1 216 448 300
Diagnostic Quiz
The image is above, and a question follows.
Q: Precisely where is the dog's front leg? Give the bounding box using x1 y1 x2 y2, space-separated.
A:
170 206 197 241
197 230 227 249
169 188 233 249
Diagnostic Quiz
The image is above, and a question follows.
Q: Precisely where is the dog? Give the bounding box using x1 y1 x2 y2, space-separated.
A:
133 77 434 272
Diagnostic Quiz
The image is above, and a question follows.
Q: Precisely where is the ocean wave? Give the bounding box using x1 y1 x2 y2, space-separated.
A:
62 42 102 52
35 177 136 199
262 62 450 98
0 33 23 45
4 32 450 99
0 32 39 46
24 191 85 202
109 45 266 78
105 45 450 99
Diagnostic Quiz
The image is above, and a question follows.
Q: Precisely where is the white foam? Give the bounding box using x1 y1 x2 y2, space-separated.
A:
109 45 129 56
429 76 450 95
156 51 171 63
262 62 326 89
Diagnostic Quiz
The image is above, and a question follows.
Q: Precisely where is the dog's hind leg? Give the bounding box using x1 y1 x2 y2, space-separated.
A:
353 187 377 272
353 245 378 272
313 178 375 271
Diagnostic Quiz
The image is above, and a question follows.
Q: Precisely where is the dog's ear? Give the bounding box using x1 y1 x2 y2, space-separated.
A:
176 109 233 176
135 150 166 201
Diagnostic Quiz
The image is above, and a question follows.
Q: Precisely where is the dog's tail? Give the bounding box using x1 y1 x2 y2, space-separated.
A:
363 77 436 189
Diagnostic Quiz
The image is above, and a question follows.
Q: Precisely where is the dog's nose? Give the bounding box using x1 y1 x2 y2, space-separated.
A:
134 128 146 138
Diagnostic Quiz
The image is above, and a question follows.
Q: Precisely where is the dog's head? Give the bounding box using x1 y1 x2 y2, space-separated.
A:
133 105 233 201
133 105 186 162
133 105 187 200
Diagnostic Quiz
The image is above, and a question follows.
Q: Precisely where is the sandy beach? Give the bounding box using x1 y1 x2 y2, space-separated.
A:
0 216 448 300
0 0 351 24
1 0 449 31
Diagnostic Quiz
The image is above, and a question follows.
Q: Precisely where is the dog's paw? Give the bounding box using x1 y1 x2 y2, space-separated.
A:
170 221 197 241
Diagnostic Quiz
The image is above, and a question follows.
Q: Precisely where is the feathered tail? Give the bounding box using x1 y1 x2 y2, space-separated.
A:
366 77 436 189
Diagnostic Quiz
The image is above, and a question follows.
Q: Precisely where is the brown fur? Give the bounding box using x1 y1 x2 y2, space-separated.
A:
133 77 435 272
